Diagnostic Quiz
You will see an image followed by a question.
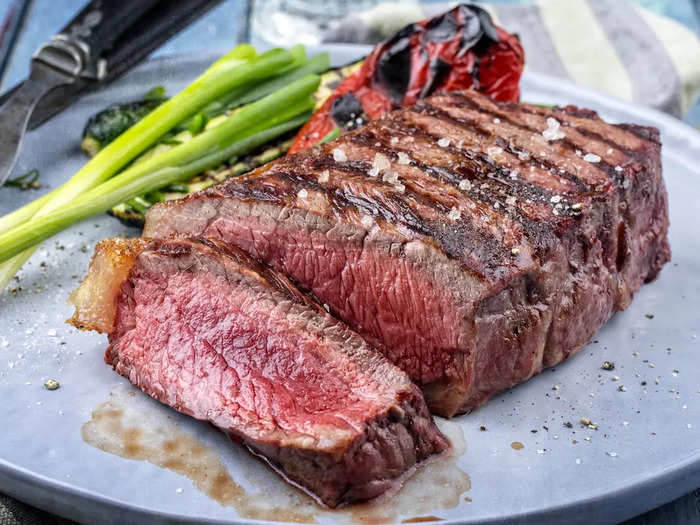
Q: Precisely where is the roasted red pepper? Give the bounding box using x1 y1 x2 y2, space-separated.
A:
289 4 525 154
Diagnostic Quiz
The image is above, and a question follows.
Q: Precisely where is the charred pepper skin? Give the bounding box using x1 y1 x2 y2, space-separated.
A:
289 4 524 154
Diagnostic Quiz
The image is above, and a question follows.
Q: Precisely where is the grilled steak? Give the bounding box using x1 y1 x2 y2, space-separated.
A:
69 238 449 507
144 90 670 417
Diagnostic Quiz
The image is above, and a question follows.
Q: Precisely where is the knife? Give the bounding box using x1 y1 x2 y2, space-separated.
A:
0 0 223 186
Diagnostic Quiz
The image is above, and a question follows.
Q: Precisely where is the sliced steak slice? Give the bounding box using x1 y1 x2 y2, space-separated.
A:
144 90 670 417
69 238 448 507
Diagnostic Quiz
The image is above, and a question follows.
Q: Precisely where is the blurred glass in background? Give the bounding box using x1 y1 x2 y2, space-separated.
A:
251 0 383 46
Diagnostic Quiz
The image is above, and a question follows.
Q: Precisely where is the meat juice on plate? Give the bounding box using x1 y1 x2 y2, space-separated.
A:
82 391 470 523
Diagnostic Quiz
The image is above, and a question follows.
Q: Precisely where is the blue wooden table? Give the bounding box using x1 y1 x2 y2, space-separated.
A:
0 1 698 524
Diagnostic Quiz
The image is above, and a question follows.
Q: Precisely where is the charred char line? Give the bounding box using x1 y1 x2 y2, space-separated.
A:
357 122 561 260
393 105 573 205
286 144 514 276
424 97 598 194
446 93 634 190
338 129 520 270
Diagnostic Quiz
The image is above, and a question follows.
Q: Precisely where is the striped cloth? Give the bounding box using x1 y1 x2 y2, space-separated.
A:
325 0 700 118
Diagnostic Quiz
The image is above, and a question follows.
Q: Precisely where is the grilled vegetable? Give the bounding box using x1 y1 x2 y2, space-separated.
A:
289 4 525 153
3 169 41 190
81 89 167 157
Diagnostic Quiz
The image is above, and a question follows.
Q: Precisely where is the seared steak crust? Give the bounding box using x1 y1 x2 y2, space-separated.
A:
77 238 448 507
145 90 670 417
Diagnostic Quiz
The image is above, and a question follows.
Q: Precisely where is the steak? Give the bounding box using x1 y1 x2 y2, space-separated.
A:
69 238 449 507
144 90 670 417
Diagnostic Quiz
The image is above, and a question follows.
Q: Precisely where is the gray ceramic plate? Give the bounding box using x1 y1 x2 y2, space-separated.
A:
0 45 699 525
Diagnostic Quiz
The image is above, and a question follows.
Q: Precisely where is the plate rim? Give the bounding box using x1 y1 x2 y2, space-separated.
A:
2 43 699 525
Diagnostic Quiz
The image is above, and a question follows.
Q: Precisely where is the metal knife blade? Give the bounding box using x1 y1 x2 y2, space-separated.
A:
0 60 77 186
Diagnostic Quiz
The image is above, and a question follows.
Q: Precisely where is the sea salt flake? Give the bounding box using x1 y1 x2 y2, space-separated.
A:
583 153 601 163
550 195 562 204
437 137 451 148
390 136 399 145
575 458 581 465
688 424 693 429
493 118 501 124
297 189 308 199
614 165 623 172
606 451 619 457
505 196 517 206
486 146 504 158
537 449 545 454
448 207 461 221
397 152 411 165
332 147 347 163
459 179 472 191
517 151 530 161
542 117 565 141
382 172 399 184
369 153 391 177
394 183 406 193
317 169 330 183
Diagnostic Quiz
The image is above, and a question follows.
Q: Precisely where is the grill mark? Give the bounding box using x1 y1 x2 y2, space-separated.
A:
397 122 567 206
387 108 583 217
308 150 454 218
325 121 555 265
415 101 594 195
444 94 629 188
214 177 288 204
614 123 660 144
325 136 528 274
361 124 561 260
516 105 637 158
276 150 515 276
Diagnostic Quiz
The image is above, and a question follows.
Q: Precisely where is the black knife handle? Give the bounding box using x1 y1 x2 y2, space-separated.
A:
56 0 161 64
102 0 224 80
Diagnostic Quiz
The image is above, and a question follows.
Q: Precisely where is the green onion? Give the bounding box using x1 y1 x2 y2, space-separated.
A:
0 45 300 288
225 52 330 110
0 114 311 260
0 74 319 265
187 113 210 135
0 45 291 236
177 51 329 132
